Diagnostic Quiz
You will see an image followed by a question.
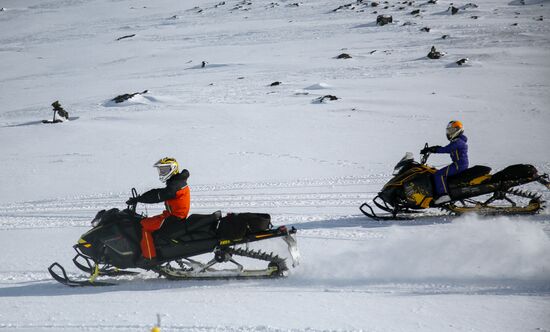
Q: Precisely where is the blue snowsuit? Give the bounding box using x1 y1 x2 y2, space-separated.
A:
433 134 469 197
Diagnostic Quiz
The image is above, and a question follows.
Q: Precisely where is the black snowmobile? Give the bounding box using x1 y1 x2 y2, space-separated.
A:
49 189 299 287
360 144 550 220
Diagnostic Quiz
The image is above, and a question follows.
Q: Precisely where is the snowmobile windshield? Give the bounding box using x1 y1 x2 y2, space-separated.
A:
393 152 414 175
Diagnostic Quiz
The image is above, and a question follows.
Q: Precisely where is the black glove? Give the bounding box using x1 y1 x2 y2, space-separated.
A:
420 146 441 154
126 196 139 205
430 145 442 153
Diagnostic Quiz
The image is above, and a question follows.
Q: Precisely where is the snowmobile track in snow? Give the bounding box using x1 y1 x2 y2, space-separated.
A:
0 177 386 229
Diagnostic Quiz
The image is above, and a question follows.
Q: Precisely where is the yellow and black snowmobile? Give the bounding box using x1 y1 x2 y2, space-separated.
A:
360 144 550 220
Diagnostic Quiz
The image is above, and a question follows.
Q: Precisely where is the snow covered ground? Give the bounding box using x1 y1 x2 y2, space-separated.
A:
1 0 550 331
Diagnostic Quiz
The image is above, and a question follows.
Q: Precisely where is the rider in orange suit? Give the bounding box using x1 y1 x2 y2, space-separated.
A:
126 158 190 263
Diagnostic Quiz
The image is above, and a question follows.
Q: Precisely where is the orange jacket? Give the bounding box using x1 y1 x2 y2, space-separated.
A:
137 169 191 219
164 185 190 219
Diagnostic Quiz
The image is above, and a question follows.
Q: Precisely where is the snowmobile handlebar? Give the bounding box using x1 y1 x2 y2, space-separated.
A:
420 142 431 164
129 188 138 213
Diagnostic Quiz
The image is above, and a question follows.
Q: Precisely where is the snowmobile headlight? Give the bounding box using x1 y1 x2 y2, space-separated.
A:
78 238 92 248
91 217 100 227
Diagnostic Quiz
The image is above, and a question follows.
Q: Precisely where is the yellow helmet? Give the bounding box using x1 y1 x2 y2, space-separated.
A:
446 120 464 141
153 157 179 183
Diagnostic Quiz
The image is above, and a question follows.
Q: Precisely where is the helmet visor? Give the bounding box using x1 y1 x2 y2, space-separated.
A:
156 165 173 178
446 126 461 140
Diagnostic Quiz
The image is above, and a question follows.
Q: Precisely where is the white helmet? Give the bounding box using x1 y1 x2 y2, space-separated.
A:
446 120 464 141
153 157 179 183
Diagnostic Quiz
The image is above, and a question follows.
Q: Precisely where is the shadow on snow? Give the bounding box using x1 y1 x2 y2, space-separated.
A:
290 214 453 231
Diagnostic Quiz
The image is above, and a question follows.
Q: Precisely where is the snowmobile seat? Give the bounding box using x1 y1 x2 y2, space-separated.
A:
156 211 221 242
447 165 492 187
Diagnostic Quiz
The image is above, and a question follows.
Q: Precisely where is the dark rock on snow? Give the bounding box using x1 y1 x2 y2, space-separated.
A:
116 34 136 41
336 53 352 59
332 3 355 12
112 90 149 103
427 46 444 59
456 58 469 66
317 95 339 103
377 14 393 25
420 27 430 32
463 3 479 9
270 81 281 86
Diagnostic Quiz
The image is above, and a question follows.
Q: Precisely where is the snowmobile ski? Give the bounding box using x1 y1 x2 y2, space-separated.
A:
72 253 138 277
360 202 414 221
48 263 115 287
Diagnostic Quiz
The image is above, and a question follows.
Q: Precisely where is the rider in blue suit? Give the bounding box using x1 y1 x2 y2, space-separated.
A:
421 121 469 205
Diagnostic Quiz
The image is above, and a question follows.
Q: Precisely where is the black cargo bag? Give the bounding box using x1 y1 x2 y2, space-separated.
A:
491 164 537 183
217 213 272 240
